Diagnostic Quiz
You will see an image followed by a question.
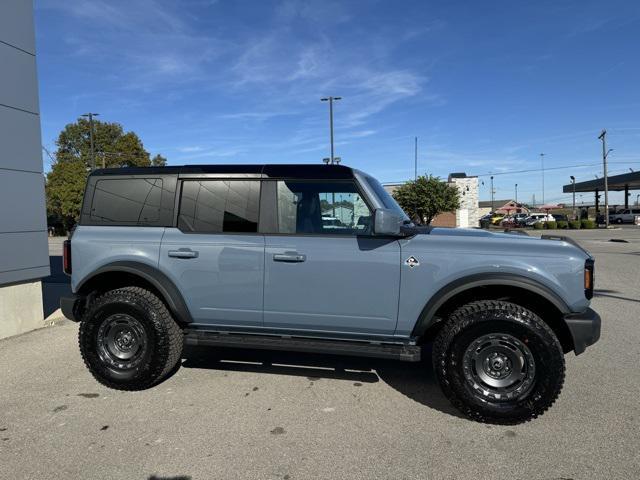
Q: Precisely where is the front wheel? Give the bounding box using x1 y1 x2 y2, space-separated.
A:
79 287 183 390
433 300 565 424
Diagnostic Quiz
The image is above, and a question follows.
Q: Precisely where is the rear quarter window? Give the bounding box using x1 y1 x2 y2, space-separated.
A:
90 178 163 225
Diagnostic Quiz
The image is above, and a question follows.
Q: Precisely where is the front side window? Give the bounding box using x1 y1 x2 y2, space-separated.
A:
275 180 371 235
178 180 260 233
91 178 162 224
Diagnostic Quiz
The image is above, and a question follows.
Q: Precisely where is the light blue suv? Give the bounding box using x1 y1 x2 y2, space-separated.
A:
61 164 600 423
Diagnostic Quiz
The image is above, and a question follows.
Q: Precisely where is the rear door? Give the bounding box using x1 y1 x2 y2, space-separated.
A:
160 178 264 327
262 179 401 336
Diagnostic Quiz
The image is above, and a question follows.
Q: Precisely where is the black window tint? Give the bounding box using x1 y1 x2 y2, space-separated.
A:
91 178 162 224
275 180 371 235
178 180 260 233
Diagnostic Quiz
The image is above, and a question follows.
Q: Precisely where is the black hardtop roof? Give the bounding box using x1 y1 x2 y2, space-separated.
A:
90 164 356 179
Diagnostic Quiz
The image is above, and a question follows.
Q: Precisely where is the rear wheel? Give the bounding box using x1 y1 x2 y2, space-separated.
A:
433 300 565 424
78 287 183 390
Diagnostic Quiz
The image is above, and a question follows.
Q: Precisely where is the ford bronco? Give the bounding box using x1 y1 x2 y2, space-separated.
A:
61 164 600 423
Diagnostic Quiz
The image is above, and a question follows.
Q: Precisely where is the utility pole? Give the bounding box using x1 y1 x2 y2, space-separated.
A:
540 153 545 205
490 175 495 212
320 97 341 164
81 112 100 170
570 175 576 220
598 129 612 228
515 183 518 204
414 136 418 181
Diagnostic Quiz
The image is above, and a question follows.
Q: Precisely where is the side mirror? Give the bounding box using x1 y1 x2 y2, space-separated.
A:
373 208 403 236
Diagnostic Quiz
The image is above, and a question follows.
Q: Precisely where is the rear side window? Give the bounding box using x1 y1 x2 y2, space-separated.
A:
91 178 163 224
178 180 260 233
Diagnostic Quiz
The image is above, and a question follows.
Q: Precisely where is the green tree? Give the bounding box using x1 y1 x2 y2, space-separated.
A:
46 117 162 230
392 175 460 225
45 159 88 231
54 117 151 169
151 154 167 166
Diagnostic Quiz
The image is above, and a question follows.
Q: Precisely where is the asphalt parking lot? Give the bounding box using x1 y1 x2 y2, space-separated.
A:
2 230 639 480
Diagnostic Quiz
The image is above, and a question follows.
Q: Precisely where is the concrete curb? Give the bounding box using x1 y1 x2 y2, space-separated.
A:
44 308 69 327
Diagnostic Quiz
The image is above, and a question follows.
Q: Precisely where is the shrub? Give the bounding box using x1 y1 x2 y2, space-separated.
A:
533 222 544 230
545 221 557 229
569 220 582 229
557 220 568 229
581 219 596 229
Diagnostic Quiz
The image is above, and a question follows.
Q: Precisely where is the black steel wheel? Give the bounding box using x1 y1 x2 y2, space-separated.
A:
433 300 565 424
79 287 183 390
462 333 536 402
97 314 148 374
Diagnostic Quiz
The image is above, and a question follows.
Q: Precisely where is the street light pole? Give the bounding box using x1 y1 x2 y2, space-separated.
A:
540 153 545 205
414 136 418 181
320 96 341 164
490 175 495 212
598 129 612 228
81 112 100 170
515 183 518 204
570 176 576 220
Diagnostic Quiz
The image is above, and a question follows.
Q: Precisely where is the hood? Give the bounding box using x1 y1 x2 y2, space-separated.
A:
405 226 591 259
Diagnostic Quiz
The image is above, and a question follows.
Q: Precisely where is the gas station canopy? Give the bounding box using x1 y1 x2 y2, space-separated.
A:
563 171 640 193
563 171 640 209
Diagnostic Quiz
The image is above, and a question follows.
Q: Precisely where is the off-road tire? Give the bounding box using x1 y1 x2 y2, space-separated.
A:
433 300 565 424
78 287 183 390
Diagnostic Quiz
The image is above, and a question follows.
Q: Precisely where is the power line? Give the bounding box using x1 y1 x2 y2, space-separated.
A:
474 161 640 178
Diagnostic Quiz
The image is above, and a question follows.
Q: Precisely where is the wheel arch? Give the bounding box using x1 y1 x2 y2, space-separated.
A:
76 261 193 325
412 273 575 353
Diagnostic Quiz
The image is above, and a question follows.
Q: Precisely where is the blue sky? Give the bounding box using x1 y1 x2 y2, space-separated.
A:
35 0 640 205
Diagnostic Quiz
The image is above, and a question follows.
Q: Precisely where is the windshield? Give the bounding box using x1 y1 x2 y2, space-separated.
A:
362 174 410 222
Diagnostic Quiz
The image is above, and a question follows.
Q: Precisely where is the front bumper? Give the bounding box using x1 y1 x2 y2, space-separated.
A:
565 307 601 355
60 294 84 322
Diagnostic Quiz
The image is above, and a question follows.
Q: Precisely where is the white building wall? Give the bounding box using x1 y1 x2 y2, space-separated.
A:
451 177 479 228
0 0 49 338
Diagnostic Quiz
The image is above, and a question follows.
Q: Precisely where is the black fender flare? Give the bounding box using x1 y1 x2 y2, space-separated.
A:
76 261 193 324
411 273 571 337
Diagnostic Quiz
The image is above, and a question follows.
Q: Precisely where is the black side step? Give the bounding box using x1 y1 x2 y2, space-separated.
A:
183 330 421 362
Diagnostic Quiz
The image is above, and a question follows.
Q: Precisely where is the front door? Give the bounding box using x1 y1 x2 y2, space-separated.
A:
263 179 401 336
160 179 264 327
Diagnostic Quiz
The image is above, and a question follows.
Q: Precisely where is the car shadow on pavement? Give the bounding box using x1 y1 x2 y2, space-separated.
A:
594 289 640 304
42 255 71 317
180 344 464 419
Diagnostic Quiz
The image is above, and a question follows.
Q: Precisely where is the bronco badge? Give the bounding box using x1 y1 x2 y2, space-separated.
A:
405 256 420 268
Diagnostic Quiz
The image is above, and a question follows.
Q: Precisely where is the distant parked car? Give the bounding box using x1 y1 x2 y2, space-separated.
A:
552 214 568 222
500 213 527 227
524 213 554 226
512 213 530 225
321 216 347 229
609 208 640 224
490 214 505 225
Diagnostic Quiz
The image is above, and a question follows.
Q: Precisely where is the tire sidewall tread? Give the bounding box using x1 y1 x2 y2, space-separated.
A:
78 286 183 391
433 299 565 424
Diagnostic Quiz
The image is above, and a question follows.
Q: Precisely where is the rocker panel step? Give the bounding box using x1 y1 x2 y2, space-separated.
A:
183 330 421 362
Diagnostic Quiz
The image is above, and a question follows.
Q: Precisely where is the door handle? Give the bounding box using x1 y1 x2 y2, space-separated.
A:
168 249 199 259
273 253 306 263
